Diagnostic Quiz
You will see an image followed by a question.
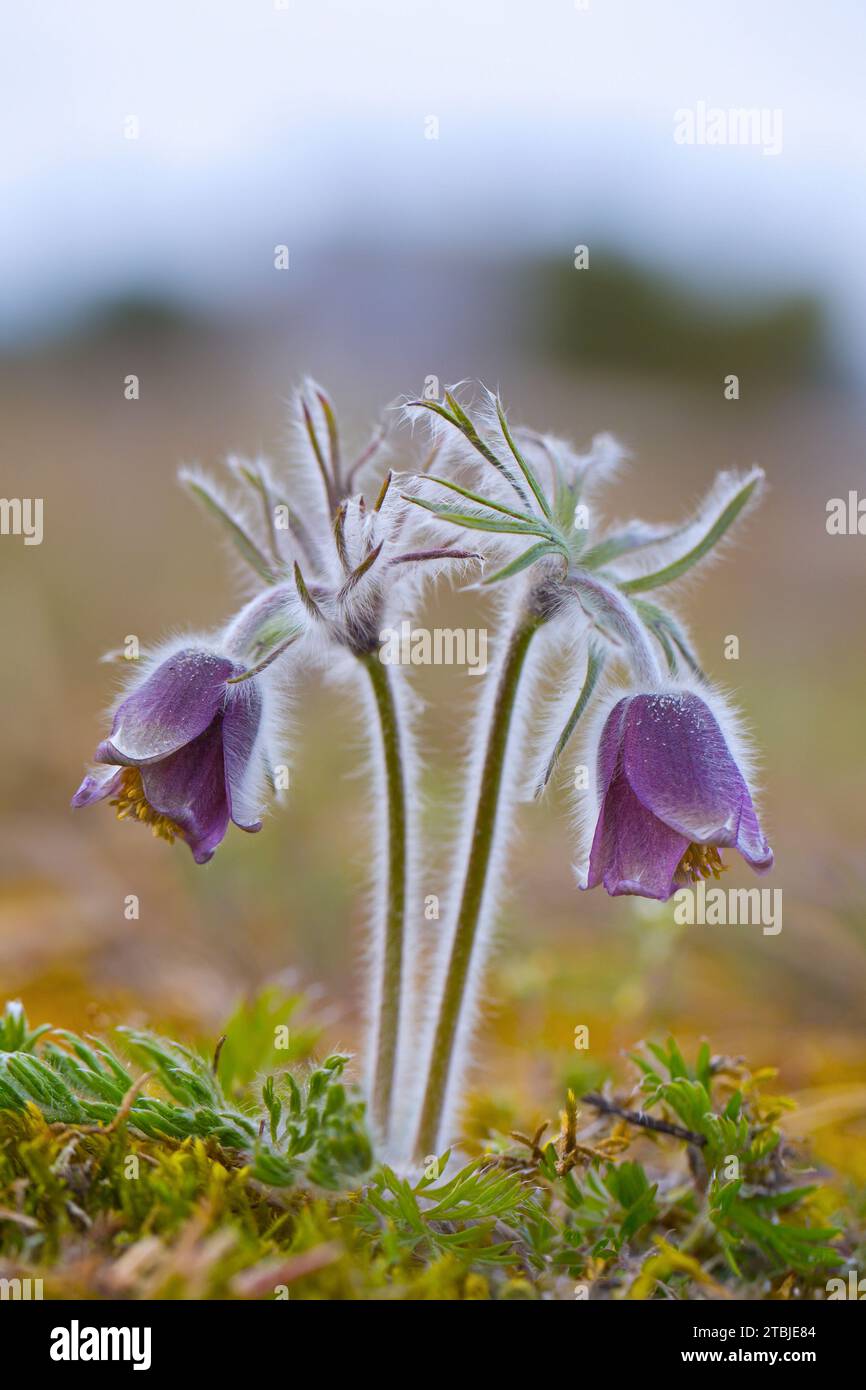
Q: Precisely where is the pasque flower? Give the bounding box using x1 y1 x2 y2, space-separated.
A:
71 646 273 863
404 384 771 1160
69 374 776 1168
584 687 773 900
72 583 298 863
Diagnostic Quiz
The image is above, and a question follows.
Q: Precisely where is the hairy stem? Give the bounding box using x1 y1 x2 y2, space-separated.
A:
360 652 408 1143
413 612 541 1160
567 571 661 685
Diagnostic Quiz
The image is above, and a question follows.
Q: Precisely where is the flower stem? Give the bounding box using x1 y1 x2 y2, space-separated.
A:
413 612 542 1160
360 651 408 1143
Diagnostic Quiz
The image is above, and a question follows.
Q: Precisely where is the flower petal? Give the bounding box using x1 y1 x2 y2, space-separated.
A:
731 796 774 871
71 767 123 807
139 719 230 863
586 761 689 899
223 684 265 832
97 649 236 766
594 695 632 797
621 692 772 866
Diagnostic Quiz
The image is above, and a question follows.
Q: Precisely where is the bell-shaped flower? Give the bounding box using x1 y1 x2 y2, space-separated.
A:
582 686 773 900
72 642 280 864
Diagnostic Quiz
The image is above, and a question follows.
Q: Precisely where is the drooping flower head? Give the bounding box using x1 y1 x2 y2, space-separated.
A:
72 580 299 863
72 645 276 863
582 686 773 900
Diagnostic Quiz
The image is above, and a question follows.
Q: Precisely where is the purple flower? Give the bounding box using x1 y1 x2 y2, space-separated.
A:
72 648 267 864
585 689 773 900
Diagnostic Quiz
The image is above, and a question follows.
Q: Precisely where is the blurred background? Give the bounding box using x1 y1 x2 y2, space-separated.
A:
2 0 865 1184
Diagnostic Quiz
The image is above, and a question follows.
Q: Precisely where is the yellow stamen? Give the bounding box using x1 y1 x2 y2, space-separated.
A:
675 842 726 884
109 767 182 845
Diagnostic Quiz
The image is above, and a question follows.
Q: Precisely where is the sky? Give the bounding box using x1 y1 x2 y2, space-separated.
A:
2 0 865 367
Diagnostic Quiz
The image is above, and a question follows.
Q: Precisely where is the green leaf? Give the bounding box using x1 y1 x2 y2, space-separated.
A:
338 540 384 597
535 643 606 794
217 989 317 1095
620 472 762 594
231 460 284 568
409 396 532 509
0 1000 51 1054
481 541 565 586
406 494 555 539
493 395 554 520
633 599 706 680
580 521 688 571
421 474 538 525
183 477 280 584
